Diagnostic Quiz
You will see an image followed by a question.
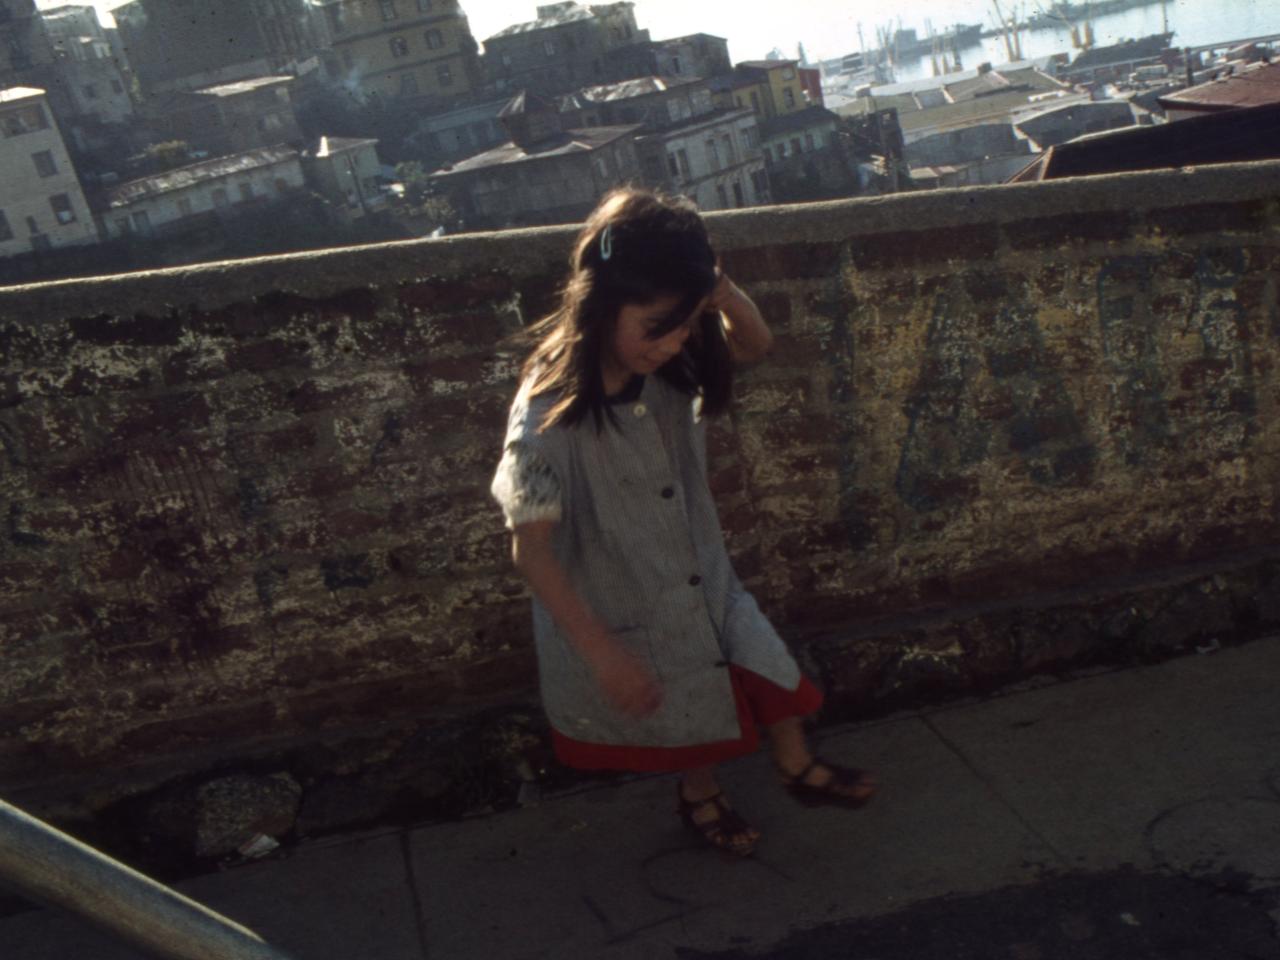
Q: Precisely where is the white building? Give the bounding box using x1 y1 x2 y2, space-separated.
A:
101 145 305 239
301 136 386 220
637 106 769 210
0 87 98 257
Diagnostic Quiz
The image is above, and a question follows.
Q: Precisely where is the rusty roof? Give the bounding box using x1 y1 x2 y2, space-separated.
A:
1158 61 1280 111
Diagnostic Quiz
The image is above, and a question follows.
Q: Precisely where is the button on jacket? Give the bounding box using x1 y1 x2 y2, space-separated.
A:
491 374 802 749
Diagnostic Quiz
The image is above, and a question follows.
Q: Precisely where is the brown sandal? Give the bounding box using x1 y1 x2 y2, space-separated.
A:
782 756 877 808
676 785 758 856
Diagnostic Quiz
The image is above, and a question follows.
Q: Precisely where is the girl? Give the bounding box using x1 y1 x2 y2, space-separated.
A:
490 188 876 856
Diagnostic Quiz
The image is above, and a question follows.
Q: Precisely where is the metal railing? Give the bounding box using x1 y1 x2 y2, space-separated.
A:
0 797 298 960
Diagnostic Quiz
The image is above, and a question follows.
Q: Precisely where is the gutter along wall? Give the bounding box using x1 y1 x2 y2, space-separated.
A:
1 161 1278 791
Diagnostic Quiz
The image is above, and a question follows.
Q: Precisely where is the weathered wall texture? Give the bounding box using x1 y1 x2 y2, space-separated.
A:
2 162 1279 791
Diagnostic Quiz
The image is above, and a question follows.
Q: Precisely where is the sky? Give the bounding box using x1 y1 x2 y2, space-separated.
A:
44 0 989 64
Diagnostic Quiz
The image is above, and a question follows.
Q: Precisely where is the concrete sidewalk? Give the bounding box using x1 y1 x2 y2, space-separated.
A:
5 639 1280 959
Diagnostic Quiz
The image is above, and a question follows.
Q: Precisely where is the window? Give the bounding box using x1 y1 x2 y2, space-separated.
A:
706 138 719 171
715 184 728 207
390 36 409 57
672 56 681 74
212 188 229 208
258 113 284 132
543 39 555 57
50 194 76 224
131 210 151 234
239 183 255 202
178 197 194 216
744 126 759 148
417 0 431 9
1 104 49 137
326 5 344 34
676 149 689 178
113 217 130 235
749 91 760 114
751 169 768 197
721 133 735 164
804 132 815 151
437 63 452 86
32 150 56 177
83 83 98 100
732 181 744 207
782 66 796 80
812 131 823 148
379 0 397 21
783 87 797 109
424 28 442 49
0 210 11 241
26 215 39 235
667 152 679 178
400 71 420 96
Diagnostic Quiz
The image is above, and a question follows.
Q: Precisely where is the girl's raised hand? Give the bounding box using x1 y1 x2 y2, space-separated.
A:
588 642 663 717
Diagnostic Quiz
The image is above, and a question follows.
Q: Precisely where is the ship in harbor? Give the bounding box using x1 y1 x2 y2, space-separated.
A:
1025 0 1171 31
883 23 985 61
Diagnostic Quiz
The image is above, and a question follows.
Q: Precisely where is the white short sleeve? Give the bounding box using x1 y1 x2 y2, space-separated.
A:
490 440 563 529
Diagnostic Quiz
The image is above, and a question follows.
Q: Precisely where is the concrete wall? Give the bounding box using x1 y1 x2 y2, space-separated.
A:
1 161 1279 792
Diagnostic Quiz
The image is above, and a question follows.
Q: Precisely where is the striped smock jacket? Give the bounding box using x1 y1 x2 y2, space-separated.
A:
490 372 802 748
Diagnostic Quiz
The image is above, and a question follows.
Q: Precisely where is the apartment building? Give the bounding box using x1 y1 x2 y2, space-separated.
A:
0 86 97 257
315 0 480 104
482 2 649 95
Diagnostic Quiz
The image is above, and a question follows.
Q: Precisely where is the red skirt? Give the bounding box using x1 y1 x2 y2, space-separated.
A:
550 665 824 773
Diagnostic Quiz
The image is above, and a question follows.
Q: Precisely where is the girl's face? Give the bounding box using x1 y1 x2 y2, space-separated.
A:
603 294 707 389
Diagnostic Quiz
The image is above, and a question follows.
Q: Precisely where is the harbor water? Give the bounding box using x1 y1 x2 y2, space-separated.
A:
884 0 1278 81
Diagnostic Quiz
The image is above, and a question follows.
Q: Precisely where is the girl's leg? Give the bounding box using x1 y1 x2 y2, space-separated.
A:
678 765 760 853
766 716 877 802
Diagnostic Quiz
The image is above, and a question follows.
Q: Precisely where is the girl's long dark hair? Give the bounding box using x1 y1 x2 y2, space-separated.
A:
521 188 733 432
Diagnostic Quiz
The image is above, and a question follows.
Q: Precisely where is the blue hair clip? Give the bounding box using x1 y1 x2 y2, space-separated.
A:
600 223 613 261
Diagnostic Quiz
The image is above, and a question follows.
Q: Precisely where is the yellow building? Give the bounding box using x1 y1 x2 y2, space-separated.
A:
713 60 807 120
316 0 479 103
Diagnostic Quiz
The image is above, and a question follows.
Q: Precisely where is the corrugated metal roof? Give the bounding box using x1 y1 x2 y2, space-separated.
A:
432 124 640 176
1067 33 1172 72
0 86 46 104
313 136 378 157
487 5 593 40
1159 61 1280 110
573 75 698 103
1008 100 1280 182
194 76 293 98
107 146 299 207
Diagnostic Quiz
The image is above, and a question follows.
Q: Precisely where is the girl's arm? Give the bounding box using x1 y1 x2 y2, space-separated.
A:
511 520 662 717
710 270 774 363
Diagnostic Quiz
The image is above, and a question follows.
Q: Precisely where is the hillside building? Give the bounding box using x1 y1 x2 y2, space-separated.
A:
112 0 320 96
0 86 97 256
482 2 649 95
314 0 480 104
